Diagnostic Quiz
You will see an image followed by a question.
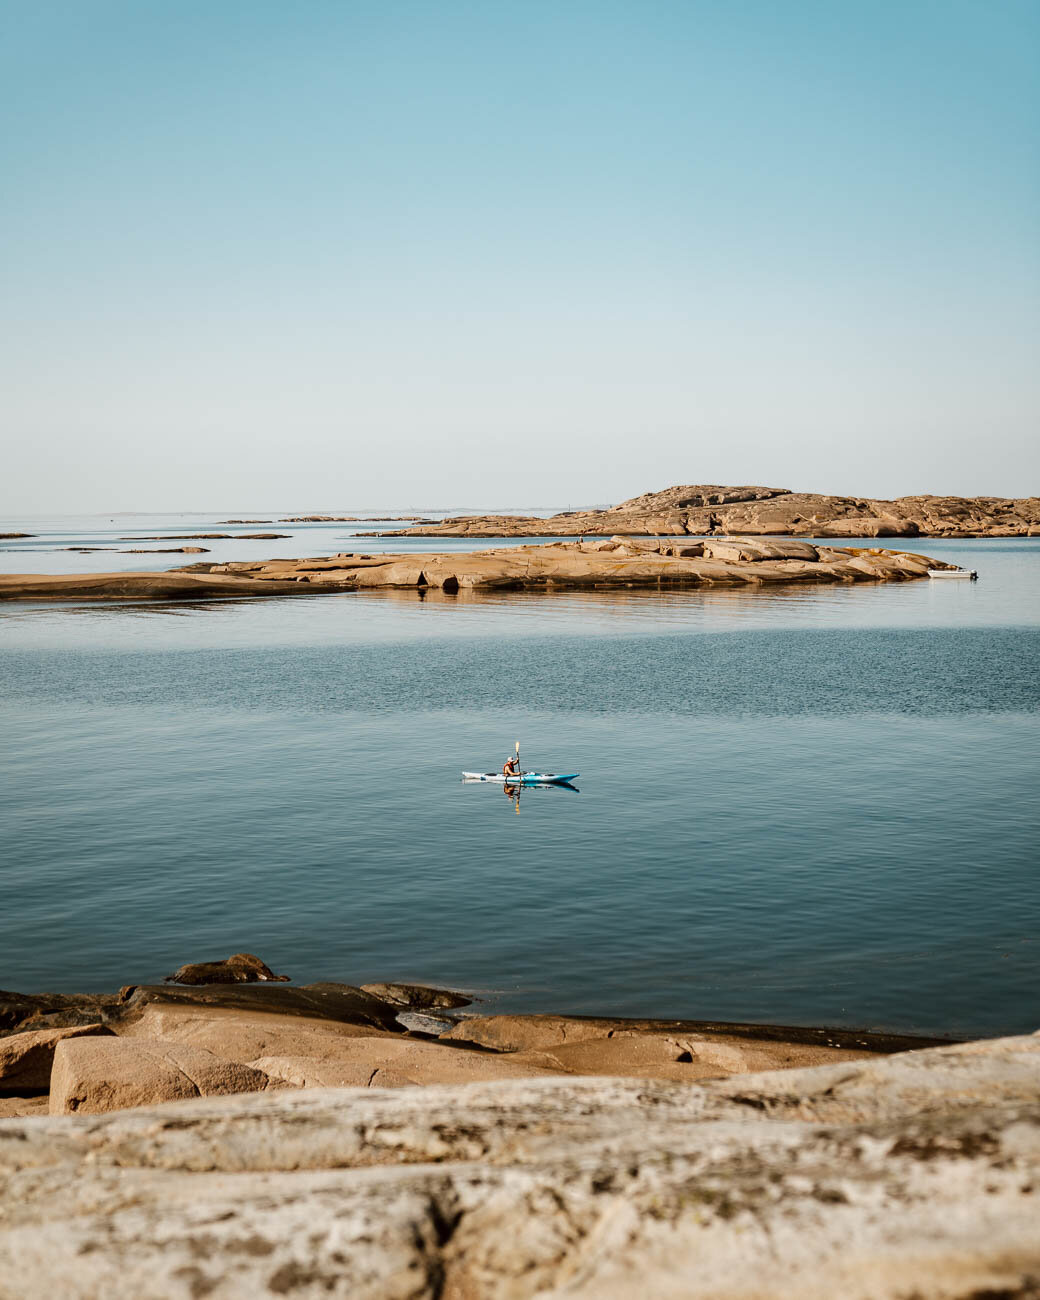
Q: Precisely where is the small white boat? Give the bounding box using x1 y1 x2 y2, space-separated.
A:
928 569 978 580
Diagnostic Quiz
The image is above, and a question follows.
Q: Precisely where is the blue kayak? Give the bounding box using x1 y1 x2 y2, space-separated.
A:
462 771 579 785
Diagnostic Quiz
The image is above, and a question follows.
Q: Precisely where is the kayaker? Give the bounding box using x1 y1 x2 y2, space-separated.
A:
503 754 519 779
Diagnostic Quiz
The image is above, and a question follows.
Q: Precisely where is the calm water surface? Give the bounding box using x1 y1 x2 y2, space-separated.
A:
1 529 1038 1039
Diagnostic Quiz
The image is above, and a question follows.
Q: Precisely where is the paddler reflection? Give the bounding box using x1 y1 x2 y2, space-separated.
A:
503 781 522 814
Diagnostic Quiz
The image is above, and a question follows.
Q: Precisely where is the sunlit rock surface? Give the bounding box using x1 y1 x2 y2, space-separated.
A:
0 538 954 601
0 1033 1037 1297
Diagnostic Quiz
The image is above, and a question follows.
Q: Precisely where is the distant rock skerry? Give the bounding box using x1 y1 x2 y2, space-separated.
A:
359 483 1040 538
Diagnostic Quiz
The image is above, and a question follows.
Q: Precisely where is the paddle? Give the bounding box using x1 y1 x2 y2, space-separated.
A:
514 741 521 814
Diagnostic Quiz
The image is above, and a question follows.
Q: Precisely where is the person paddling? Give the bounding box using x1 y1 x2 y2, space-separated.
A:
503 753 520 779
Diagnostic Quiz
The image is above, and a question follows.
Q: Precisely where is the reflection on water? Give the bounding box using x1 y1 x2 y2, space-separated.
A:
486 780 581 817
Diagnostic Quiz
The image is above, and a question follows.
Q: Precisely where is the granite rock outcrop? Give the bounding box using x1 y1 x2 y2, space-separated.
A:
0 1032 1036 1298
49 1036 272 1114
0 979 938 1118
0 539 956 602
363 483 1040 538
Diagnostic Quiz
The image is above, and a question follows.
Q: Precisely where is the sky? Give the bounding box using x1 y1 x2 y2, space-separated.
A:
2 0 1038 513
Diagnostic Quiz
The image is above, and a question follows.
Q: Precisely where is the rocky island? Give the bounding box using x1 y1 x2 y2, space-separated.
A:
359 483 1040 538
0 537 958 602
1 963 1036 1297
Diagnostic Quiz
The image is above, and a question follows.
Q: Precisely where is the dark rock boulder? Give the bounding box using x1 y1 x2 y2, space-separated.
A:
163 952 289 985
116 981 404 1032
0 991 122 1038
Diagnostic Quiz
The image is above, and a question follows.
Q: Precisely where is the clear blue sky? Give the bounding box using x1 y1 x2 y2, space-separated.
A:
2 0 1038 511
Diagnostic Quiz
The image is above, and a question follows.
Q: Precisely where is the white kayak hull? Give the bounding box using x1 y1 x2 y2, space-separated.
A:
462 771 579 785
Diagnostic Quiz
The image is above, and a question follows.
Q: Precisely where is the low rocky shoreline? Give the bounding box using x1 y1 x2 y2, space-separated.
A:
2 974 948 1119
1 966 1036 1297
0 537 956 602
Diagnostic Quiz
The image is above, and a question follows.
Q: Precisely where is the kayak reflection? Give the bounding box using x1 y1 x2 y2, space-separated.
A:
501 779 579 815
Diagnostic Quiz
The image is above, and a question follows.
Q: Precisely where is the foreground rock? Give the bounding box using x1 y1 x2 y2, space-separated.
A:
0 538 955 602
0 1033 1036 1298
49 1037 271 1114
0 978 944 1120
114 1004 393 1059
363 483 1040 538
115 1005 561 1089
252 1055 415 1089
440 1012 946 1055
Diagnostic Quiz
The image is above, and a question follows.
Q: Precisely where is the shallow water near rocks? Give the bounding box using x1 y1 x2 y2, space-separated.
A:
1 531 1038 1040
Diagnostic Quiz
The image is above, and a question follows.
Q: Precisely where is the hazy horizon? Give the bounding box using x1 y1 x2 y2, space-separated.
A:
4 476 1040 525
3 0 1038 514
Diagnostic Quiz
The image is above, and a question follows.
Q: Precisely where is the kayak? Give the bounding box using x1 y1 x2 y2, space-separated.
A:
462 771 579 785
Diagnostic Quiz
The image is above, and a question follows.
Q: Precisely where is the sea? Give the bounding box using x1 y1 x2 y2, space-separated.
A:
1 513 1038 1040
